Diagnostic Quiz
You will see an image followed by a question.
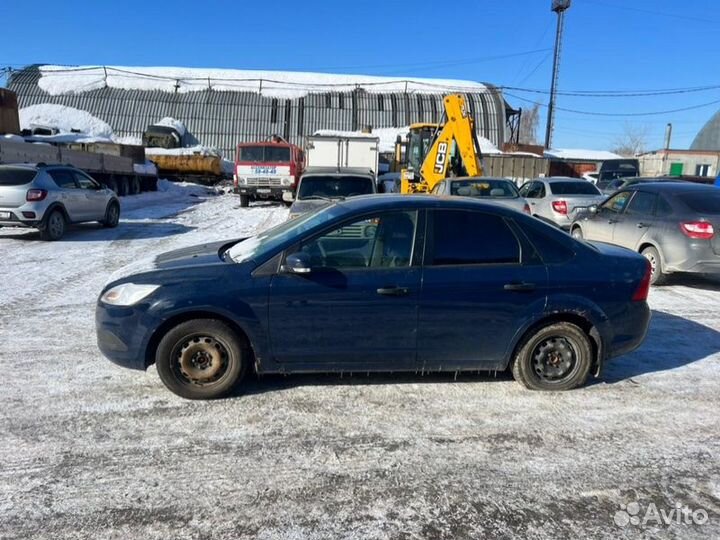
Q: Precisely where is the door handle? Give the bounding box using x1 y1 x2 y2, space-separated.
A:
607 219 618 224
636 222 649 228
504 282 536 292
377 287 409 297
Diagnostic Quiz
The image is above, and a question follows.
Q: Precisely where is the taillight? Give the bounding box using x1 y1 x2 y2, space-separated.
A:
552 200 568 215
523 203 531 214
26 189 47 202
680 221 714 240
632 260 652 301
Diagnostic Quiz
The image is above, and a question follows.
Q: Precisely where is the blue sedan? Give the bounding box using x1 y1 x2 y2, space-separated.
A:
96 195 652 399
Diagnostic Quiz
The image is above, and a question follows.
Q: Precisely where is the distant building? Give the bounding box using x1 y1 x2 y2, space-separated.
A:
8 65 519 159
637 148 720 178
691 109 720 151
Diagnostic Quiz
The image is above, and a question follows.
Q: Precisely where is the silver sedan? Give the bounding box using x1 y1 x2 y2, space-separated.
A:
430 177 531 214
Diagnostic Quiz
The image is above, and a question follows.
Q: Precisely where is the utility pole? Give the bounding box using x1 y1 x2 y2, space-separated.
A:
545 0 571 150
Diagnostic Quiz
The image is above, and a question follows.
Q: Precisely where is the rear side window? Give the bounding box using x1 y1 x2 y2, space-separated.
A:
549 181 601 195
625 191 657 216
520 223 575 264
430 210 521 265
676 191 720 215
49 169 77 189
0 167 36 186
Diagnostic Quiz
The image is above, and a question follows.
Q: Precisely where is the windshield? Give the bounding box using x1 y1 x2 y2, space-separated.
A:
238 145 291 163
549 181 601 196
227 204 345 263
297 176 374 200
450 179 519 198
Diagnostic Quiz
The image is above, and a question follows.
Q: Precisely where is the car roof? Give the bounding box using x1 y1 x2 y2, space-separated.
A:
541 177 588 183
447 176 513 182
302 166 375 177
626 182 718 193
334 193 521 215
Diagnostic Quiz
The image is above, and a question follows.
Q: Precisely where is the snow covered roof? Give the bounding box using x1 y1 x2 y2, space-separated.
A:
544 148 624 161
37 65 492 99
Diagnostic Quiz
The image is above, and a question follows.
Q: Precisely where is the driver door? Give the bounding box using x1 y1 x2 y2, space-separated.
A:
268 210 422 370
584 191 632 243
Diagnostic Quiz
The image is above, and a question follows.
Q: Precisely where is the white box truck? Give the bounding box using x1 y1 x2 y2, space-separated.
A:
305 135 380 176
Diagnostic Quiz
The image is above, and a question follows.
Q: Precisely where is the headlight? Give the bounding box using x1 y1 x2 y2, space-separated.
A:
238 177 247 185
101 283 159 306
281 177 292 186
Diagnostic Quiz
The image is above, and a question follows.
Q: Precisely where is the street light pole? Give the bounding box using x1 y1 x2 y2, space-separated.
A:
545 0 571 150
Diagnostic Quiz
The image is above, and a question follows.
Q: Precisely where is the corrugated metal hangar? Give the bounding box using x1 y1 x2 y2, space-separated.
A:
8 65 517 158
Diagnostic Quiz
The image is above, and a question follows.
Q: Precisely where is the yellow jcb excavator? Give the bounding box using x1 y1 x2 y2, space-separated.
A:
395 94 484 194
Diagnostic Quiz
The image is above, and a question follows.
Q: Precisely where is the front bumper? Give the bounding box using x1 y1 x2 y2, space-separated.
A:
95 301 160 371
235 186 293 200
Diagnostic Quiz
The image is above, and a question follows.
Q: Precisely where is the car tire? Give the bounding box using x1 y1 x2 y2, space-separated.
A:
239 194 250 208
155 319 247 400
571 226 583 239
102 201 120 228
511 322 592 391
39 209 67 241
641 246 668 286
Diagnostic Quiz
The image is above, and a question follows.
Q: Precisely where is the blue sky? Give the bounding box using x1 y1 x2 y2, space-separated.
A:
2 0 719 150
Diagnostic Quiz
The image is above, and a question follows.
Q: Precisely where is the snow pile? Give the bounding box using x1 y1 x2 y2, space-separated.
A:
545 148 623 161
153 117 187 137
38 65 491 99
19 104 114 140
155 178 215 196
145 145 221 157
2 134 25 143
133 161 158 176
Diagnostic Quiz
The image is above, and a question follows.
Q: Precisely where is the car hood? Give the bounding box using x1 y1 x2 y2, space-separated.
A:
106 239 241 284
289 198 336 216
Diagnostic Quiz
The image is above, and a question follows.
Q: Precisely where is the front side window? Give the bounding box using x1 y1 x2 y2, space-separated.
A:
430 210 521 266
602 191 632 213
299 211 417 269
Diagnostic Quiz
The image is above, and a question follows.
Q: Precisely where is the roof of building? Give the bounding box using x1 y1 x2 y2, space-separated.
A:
691 109 720 151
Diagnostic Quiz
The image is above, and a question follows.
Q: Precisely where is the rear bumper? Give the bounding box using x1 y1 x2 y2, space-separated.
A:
664 241 720 274
607 301 651 359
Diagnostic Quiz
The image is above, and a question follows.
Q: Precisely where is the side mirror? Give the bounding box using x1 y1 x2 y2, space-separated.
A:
284 252 312 274
588 204 599 214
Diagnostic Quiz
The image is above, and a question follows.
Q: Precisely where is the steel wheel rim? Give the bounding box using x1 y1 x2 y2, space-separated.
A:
644 252 657 278
531 336 579 383
172 335 230 386
49 213 63 237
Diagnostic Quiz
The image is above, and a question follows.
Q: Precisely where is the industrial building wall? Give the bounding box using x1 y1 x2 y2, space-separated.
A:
638 150 720 177
8 67 508 159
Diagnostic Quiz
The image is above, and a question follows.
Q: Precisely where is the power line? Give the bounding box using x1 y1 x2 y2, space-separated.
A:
501 83 720 98
505 91 720 117
584 0 720 25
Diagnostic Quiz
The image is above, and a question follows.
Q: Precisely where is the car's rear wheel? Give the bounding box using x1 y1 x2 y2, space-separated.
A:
641 246 667 285
102 201 120 228
511 322 592 391
571 226 583 239
155 319 247 399
40 209 66 241
239 194 250 208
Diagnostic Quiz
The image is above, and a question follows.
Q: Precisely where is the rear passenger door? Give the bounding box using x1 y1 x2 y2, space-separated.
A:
612 190 657 250
48 169 84 221
417 209 548 370
74 170 107 221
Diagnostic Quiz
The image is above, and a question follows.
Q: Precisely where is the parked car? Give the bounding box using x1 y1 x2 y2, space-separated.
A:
288 167 376 219
597 176 683 196
0 163 120 240
519 177 605 230
571 182 720 285
96 194 651 399
430 177 531 214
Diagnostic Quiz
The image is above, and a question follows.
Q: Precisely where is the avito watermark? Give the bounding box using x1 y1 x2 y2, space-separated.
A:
614 501 709 528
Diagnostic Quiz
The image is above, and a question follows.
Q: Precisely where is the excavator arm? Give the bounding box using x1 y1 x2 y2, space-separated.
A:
401 94 484 193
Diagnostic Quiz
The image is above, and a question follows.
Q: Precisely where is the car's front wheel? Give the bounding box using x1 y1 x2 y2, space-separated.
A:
239 194 250 208
511 322 592 391
571 226 583 239
155 319 247 399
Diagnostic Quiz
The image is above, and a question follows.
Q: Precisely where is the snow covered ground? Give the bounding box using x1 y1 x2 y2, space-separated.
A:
0 186 718 539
